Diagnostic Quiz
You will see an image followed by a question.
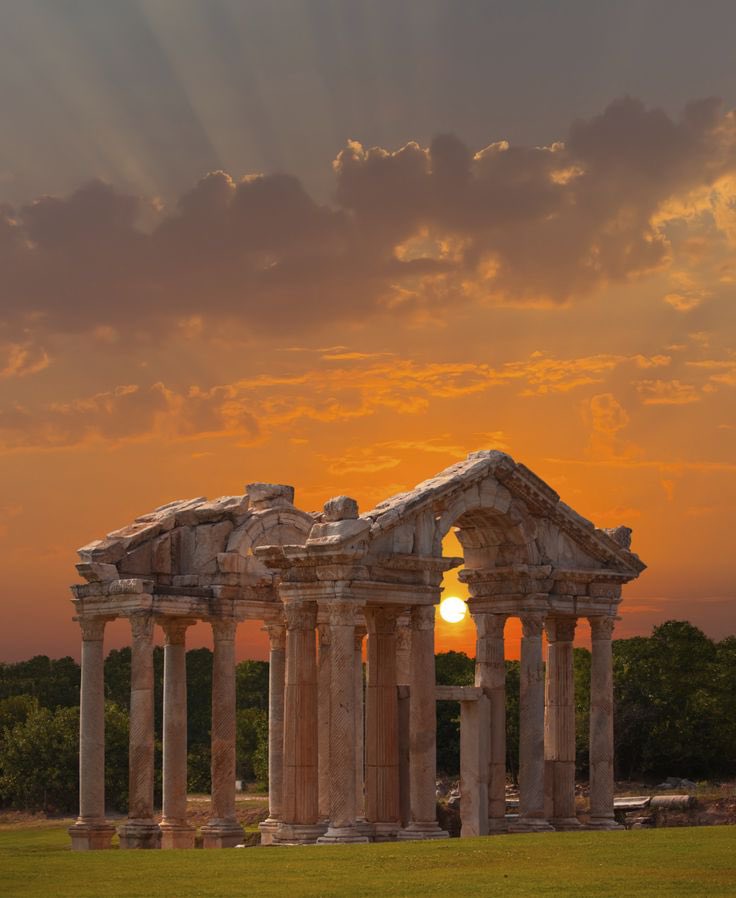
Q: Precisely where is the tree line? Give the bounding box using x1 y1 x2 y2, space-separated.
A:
0 620 734 814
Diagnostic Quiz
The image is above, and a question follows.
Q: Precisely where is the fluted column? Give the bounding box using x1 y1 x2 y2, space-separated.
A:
318 602 368 843
510 612 553 832
119 613 161 849
160 618 196 849
275 601 324 843
259 621 286 845
588 616 619 828
473 612 508 832
365 605 401 840
69 618 116 851
395 613 412 828
317 620 332 821
202 618 243 848
354 626 367 823
544 617 580 829
398 604 448 840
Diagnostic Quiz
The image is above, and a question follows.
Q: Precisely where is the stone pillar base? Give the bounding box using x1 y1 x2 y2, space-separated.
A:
317 825 370 844
397 821 449 841
201 822 244 848
355 819 374 840
371 821 401 842
118 822 162 849
551 817 583 831
508 817 554 833
487 817 509 834
273 822 327 845
159 823 196 849
586 816 623 831
258 818 279 845
68 822 116 851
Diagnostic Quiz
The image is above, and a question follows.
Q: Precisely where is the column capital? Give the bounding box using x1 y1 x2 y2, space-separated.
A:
79 617 109 641
211 618 237 643
327 601 362 628
129 612 154 641
284 601 317 631
409 604 436 631
545 617 577 643
160 618 194 646
263 621 286 651
471 611 507 639
589 616 616 641
520 612 546 638
365 604 402 634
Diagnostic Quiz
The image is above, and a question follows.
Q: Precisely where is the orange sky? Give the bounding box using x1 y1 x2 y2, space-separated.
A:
1 6 735 663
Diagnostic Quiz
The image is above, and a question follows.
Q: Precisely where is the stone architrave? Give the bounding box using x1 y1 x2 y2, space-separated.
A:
544 617 580 829
588 616 620 829
364 605 401 841
318 602 369 843
317 620 332 821
398 605 448 840
473 612 508 832
274 601 324 844
202 619 244 848
159 618 196 849
259 621 286 845
69 618 116 851
510 612 553 832
119 613 161 849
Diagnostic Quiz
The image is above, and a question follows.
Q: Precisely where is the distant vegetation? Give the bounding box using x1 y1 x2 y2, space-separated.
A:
0 620 733 813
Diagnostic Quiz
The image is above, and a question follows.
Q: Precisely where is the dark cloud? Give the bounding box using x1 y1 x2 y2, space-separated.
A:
1 98 735 342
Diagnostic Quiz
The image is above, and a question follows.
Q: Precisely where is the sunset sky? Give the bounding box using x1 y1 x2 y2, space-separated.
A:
1 1 735 663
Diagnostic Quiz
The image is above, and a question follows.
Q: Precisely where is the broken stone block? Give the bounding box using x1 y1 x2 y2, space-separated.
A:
323 495 359 522
247 483 295 509
75 562 119 582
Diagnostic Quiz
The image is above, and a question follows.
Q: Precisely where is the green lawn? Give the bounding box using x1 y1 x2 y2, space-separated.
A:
0 824 735 898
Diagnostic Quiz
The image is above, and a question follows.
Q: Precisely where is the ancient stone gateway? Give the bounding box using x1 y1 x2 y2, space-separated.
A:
67 450 645 850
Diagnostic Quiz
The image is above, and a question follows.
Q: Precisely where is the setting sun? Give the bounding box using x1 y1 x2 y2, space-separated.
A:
439 596 468 624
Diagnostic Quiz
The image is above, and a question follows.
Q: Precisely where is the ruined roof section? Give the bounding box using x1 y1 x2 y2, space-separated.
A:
362 450 646 575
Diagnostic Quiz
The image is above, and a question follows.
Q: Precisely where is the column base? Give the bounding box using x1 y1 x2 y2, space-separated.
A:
487 817 509 834
586 816 623 831
159 822 196 849
551 817 583 831
355 818 374 841
397 821 449 841
118 822 162 849
68 821 116 851
317 825 370 844
370 821 401 842
508 816 554 833
273 822 327 845
201 821 244 849
258 818 279 845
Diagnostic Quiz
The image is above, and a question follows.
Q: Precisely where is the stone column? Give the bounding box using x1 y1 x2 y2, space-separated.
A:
317 620 331 821
544 617 580 829
365 605 401 841
395 613 412 828
588 616 620 828
510 612 553 832
459 693 490 837
473 612 508 832
354 626 367 824
119 613 161 849
259 621 286 845
318 602 369 843
398 604 448 840
159 618 196 849
69 618 116 851
275 601 324 843
202 619 243 848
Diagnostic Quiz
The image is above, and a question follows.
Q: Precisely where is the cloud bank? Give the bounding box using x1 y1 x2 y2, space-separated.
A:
1 97 735 346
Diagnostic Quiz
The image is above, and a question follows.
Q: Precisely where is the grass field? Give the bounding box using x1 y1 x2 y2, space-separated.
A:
1 823 735 898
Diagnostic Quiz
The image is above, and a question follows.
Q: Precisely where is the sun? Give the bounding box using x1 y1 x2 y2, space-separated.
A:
439 595 467 624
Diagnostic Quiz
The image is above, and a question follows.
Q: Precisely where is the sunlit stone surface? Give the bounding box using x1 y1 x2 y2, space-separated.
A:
69 453 644 848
